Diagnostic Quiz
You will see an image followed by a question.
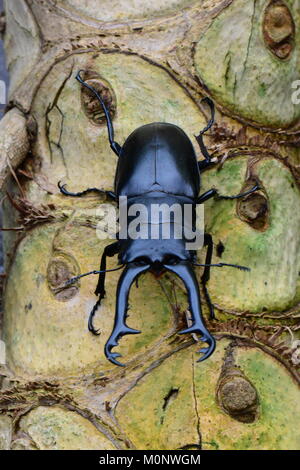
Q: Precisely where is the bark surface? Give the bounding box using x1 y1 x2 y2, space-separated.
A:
0 0 299 450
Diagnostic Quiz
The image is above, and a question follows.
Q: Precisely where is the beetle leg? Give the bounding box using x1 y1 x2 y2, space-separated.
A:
58 181 116 200
196 184 259 204
196 189 216 204
104 263 150 366
88 298 102 336
195 234 250 320
89 241 120 335
199 233 215 320
76 70 122 157
164 261 216 362
195 97 215 171
215 184 260 200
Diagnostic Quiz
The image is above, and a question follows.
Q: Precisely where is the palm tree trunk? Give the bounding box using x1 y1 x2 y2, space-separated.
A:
0 0 299 450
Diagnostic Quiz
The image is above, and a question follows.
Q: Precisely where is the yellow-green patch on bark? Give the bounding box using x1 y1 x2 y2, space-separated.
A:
19 406 115 450
199 156 300 313
3 222 174 377
194 0 300 129
195 344 300 450
31 52 206 205
115 346 203 450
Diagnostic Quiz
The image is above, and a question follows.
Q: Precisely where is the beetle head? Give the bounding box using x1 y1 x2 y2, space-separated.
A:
119 237 195 277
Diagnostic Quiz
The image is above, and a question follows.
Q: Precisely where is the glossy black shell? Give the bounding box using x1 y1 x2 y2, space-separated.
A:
114 122 200 198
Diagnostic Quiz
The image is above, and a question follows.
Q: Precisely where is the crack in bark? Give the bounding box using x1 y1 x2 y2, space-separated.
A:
49 104 68 174
160 387 179 425
45 64 73 170
241 0 256 80
192 355 202 449
224 51 231 86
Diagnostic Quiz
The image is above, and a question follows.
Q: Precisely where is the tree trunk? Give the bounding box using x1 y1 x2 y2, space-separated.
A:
0 0 299 450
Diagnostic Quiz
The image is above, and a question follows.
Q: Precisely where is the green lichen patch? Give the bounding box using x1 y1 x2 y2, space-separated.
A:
193 341 300 449
198 156 300 313
194 0 300 129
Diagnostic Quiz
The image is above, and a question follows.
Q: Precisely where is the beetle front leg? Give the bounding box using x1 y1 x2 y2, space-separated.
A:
105 263 149 366
58 181 116 200
195 97 216 171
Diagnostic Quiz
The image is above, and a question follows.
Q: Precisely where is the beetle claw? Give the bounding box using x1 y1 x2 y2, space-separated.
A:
196 337 216 362
88 318 100 336
88 299 102 336
179 322 216 362
104 325 141 366
178 326 197 335
107 352 125 367
58 181 67 193
105 340 125 367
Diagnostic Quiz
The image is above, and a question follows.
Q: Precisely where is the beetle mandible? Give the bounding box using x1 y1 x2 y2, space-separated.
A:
59 70 258 366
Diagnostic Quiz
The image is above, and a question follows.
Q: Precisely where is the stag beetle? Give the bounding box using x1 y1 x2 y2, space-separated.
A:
58 70 258 366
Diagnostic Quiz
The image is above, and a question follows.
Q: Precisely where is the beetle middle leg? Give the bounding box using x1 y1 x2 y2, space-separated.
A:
196 185 259 204
58 181 116 200
89 241 120 335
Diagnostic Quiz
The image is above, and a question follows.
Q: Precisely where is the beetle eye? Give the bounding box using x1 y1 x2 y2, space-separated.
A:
164 255 180 265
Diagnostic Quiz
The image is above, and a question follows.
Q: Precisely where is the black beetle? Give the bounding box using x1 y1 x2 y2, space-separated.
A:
59 70 258 366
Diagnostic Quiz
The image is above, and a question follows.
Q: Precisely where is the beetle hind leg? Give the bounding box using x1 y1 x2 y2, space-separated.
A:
88 299 102 336
200 233 215 320
88 241 120 336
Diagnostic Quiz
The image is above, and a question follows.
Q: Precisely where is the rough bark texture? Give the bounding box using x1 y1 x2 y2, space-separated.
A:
0 0 299 450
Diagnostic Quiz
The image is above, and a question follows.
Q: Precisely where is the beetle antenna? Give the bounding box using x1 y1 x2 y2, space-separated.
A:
76 70 121 157
65 265 125 287
195 97 215 170
193 262 250 272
